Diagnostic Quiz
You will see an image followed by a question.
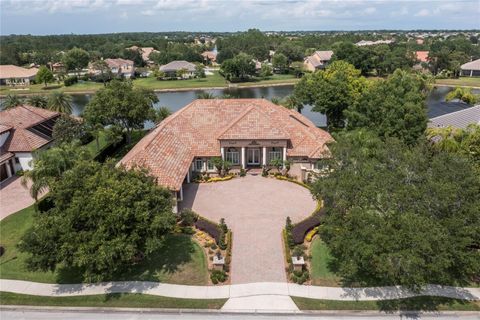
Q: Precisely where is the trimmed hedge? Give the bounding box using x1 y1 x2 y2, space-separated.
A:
291 207 325 245
195 217 221 244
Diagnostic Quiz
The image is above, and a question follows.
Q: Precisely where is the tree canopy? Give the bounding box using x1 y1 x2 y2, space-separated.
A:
345 69 428 145
312 130 480 290
84 80 157 143
294 61 366 130
36 65 54 88
19 160 176 282
62 47 90 73
220 53 256 82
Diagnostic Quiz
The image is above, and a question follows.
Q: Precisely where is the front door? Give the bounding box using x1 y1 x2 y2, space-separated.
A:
247 148 260 165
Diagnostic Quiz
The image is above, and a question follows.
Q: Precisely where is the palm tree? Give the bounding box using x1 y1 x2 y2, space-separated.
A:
26 95 48 109
47 91 72 114
282 95 304 113
21 144 86 200
197 92 216 99
1 94 23 109
155 106 172 123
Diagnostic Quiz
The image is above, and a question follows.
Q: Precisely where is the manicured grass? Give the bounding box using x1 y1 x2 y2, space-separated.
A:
0 292 227 309
435 77 480 88
0 73 298 96
292 296 480 311
85 130 110 158
0 205 208 285
310 237 342 286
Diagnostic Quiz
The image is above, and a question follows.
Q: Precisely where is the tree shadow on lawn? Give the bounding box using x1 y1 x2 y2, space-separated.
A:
55 234 196 284
377 296 478 315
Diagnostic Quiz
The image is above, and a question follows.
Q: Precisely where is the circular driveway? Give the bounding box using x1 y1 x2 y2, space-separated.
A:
181 175 316 284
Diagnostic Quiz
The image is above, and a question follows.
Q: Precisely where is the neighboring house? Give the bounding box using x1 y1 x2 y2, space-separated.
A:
460 59 480 77
119 99 333 212
356 39 394 46
201 51 217 65
413 51 430 71
428 105 480 129
0 105 60 182
159 60 196 78
303 51 334 72
90 58 135 79
0 65 39 86
49 62 66 73
127 46 159 65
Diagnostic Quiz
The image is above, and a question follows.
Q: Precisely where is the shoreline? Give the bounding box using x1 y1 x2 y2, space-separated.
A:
0 81 299 98
1 81 478 98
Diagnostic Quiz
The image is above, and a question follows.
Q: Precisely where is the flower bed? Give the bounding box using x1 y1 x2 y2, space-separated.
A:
291 208 325 245
194 217 221 243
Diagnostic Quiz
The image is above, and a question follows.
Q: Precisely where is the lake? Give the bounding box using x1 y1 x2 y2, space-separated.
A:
4 85 479 128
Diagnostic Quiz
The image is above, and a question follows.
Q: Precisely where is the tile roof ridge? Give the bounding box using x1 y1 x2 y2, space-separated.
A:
141 100 198 151
216 104 256 139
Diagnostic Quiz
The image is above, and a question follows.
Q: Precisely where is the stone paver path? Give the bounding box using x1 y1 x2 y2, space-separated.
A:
0 177 42 220
181 175 316 284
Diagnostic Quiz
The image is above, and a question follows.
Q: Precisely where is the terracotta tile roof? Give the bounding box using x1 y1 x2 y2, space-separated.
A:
0 124 12 134
104 58 134 68
0 105 59 152
120 99 333 191
0 149 14 163
305 51 333 68
415 51 429 62
0 65 38 80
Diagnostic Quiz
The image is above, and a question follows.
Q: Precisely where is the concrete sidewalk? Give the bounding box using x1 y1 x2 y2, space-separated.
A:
1 280 479 312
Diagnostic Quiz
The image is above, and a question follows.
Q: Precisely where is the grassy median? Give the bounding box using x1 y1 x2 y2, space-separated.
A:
0 292 227 309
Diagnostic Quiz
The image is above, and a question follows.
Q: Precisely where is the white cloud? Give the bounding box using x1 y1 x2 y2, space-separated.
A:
363 7 377 15
415 8 430 17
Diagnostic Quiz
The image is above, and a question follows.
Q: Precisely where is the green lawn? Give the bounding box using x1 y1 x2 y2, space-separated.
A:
435 77 480 88
0 292 227 309
0 205 208 285
0 73 299 96
292 296 480 311
85 130 110 158
310 237 342 286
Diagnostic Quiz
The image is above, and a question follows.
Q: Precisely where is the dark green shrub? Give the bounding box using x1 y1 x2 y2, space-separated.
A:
240 168 246 177
210 243 217 250
64 75 78 86
15 170 24 177
180 208 198 226
210 270 227 284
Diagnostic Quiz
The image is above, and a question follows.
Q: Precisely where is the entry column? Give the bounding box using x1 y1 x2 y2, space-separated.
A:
262 146 267 166
282 146 287 169
241 147 246 169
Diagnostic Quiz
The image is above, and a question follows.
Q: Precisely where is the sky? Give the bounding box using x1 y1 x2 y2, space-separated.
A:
1 0 479 35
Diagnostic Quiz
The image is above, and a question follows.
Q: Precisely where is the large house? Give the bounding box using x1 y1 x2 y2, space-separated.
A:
428 105 480 129
0 65 39 86
127 46 159 65
460 59 480 77
120 99 333 211
159 60 196 78
303 51 334 72
0 106 60 182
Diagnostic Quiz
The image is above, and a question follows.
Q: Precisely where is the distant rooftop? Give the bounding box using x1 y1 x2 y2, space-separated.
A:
428 105 480 129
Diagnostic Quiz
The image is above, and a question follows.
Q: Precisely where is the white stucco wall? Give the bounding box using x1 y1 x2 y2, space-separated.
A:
14 152 34 171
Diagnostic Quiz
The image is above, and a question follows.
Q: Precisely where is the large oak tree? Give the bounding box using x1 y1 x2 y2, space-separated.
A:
313 130 480 290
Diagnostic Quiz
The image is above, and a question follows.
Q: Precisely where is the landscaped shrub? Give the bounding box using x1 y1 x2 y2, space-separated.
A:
291 269 309 284
195 217 221 243
64 75 78 86
210 270 227 284
179 208 198 226
282 229 292 265
291 208 325 245
15 170 24 177
285 216 295 249
305 226 319 242
239 168 246 177
224 230 232 272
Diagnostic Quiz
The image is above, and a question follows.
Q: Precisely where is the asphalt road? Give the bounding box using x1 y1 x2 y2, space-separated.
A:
1 309 479 320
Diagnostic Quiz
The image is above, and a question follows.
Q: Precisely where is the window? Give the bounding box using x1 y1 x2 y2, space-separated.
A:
207 159 215 171
195 159 203 171
225 148 240 164
269 147 282 161
15 157 20 164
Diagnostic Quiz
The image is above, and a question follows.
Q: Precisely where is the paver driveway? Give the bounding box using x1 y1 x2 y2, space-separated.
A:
0 177 41 221
181 175 316 284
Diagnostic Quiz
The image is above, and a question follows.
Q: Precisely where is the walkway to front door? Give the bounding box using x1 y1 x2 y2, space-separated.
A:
181 175 316 284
